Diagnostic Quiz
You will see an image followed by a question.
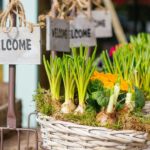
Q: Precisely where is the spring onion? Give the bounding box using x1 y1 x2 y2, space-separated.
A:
60 55 76 113
71 46 97 114
43 55 62 101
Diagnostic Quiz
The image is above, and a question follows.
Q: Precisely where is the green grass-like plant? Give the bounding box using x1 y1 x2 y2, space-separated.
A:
43 55 62 101
60 55 76 113
101 33 150 99
71 46 97 114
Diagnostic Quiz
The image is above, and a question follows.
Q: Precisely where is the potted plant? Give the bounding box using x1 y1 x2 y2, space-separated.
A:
35 45 149 150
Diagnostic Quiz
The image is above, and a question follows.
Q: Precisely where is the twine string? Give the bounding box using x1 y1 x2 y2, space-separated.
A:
39 0 105 26
0 0 38 32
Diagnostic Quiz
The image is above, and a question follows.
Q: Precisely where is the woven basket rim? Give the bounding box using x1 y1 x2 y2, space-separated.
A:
37 112 148 134
36 102 150 150
37 113 149 150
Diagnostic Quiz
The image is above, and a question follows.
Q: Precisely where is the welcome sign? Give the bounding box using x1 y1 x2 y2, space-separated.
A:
0 27 41 64
92 10 112 38
46 17 70 52
46 17 96 51
70 17 96 47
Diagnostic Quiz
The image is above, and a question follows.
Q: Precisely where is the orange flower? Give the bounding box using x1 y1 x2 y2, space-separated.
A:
93 71 101 77
103 81 114 89
98 75 109 82
91 71 131 92
106 73 118 83
120 79 128 91
90 76 98 81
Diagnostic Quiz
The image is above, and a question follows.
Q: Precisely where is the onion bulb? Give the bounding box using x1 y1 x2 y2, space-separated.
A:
96 111 116 126
74 104 85 114
61 100 76 114
125 92 134 112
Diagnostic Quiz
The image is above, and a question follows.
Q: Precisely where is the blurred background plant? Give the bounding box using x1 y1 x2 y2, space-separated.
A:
101 33 150 100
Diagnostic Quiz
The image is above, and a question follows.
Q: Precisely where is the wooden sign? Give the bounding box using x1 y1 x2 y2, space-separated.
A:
70 17 96 47
46 17 70 52
92 10 112 38
0 27 41 64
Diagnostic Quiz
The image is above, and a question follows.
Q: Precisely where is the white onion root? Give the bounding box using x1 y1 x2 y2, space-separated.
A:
61 100 76 114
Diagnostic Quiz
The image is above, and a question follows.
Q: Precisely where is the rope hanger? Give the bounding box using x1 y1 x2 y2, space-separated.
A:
0 0 40 32
50 0 104 18
39 0 105 27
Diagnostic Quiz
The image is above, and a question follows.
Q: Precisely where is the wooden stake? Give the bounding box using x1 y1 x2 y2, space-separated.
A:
103 0 127 43
7 0 16 128
51 0 57 57
0 65 3 82
88 0 92 20
87 0 92 56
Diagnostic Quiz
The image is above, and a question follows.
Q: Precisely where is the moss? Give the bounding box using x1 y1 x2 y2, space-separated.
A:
105 121 122 130
118 112 150 133
53 107 99 127
33 87 57 116
34 88 150 132
59 110 150 132
63 111 98 127
144 91 150 101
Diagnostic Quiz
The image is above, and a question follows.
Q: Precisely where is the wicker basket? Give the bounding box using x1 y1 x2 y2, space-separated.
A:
143 101 150 115
37 113 149 150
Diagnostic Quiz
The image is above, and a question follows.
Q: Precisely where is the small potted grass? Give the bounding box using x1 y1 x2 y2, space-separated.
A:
36 45 149 150
60 55 76 114
71 46 97 114
42 55 62 113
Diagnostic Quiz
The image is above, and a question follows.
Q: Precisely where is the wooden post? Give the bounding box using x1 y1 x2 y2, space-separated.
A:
7 0 16 128
88 0 92 19
0 66 2 82
51 0 57 57
103 0 127 43
87 0 92 56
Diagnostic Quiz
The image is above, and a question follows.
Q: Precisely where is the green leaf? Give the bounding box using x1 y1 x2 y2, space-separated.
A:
87 80 103 94
71 45 97 105
134 87 145 110
87 80 110 108
96 95 109 108
43 55 62 100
